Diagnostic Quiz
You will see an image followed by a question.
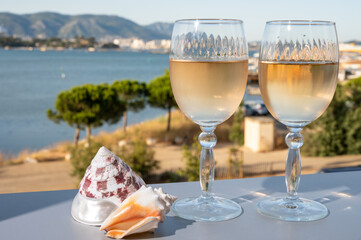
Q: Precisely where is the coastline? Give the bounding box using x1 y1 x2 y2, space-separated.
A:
0 110 202 165
1 46 170 54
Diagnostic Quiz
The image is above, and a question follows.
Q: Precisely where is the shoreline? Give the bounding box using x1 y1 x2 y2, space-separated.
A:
1 47 169 54
0 110 193 164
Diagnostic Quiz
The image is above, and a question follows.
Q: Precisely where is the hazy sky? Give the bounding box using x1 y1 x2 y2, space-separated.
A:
0 0 360 41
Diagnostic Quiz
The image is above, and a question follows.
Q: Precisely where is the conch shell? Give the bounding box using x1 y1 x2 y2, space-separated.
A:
100 185 177 239
71 146 145 226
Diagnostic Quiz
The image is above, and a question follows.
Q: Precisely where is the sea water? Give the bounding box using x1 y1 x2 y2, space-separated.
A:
0 50 169 153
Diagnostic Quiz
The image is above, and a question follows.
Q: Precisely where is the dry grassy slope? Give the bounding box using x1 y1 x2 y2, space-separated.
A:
2 143 361 194
1 110 361 194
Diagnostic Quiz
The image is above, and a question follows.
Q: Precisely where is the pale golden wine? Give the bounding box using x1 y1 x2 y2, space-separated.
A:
169 59 248 125
259 61 338 123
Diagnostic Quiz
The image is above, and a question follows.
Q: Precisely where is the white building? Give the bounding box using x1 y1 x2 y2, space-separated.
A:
339 43 361 53
113 38 170 52
145 39 171 50
339 43 361 81
113 38 134 49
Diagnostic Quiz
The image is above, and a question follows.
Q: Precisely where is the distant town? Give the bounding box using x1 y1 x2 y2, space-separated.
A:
0 35 360 81
0 35 171 53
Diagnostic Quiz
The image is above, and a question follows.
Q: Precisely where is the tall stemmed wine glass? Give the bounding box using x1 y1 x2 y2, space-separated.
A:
169 19 248 221
257 20 339 221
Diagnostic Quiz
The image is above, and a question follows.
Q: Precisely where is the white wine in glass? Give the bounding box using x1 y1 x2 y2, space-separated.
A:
257 20 339 222
170 59 248 125
169 19 248 221
259 61 338 122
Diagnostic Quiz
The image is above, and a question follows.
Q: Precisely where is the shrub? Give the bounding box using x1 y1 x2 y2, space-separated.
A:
115 137 159 181
70 138 159 183
70 141 103 180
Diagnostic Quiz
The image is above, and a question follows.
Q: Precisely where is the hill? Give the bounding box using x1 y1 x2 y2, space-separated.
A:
145 22 174 38
0 12 170 41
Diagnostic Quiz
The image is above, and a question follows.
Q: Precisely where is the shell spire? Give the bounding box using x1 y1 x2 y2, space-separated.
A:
79 146 145 202
100 186 177 239
71 147 146 226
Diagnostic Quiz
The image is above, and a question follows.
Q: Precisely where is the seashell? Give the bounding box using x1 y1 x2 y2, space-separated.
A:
79 146 145 200
100 185 177 239
71 194 118 226
71 146 145 226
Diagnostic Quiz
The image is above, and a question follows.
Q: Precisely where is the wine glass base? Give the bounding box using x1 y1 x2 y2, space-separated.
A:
257 197 328 222
171 195 242 222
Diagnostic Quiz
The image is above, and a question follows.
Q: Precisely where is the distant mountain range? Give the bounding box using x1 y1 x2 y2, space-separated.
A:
0 12 172 41
144 22 173 38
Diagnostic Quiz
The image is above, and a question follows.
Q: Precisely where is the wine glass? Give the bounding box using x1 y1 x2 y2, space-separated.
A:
169 19 248 221
257 20 339 221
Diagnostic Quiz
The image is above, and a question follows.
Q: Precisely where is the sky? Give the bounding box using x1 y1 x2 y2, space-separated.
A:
0 0 360 42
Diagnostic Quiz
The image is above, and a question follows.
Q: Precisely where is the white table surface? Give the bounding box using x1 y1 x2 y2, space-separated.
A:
1 171 361 240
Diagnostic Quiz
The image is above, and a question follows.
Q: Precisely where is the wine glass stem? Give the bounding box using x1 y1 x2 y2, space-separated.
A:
199 126 217 197
285 127 304 200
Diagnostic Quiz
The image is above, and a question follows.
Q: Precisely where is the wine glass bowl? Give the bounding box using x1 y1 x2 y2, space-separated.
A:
170 60 248 127
169 19 248 221
257 20 339 221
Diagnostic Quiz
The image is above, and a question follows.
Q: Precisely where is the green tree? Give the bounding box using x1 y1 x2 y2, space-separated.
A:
345 76 361 106
343 76 361 154
302 84 348 156
0 36 32 47
87 37 97 47
301 78 361 157
73 36 97 48
112 80 147 132
147 70 177 132
47 84 125 146
344 107 361 154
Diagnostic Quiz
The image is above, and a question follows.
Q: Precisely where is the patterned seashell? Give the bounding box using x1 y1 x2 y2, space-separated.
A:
100 186 177 239
71 147 145 226
79 146 145 201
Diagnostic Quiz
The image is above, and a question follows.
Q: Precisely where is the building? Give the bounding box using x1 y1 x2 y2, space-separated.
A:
339 43 361 81
113 38 170 52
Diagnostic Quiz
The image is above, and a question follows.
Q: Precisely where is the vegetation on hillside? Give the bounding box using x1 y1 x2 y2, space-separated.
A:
0 36 97 48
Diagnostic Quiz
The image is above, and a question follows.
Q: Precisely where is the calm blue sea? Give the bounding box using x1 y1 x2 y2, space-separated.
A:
0 50 169 153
